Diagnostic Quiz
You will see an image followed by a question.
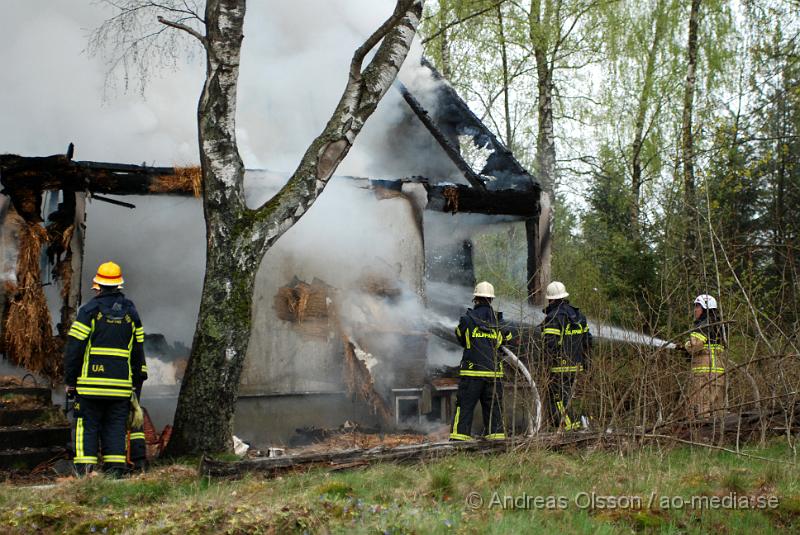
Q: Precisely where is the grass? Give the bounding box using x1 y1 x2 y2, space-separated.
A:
1 439 800 533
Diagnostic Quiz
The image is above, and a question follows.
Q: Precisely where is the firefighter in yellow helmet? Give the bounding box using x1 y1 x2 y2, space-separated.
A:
64 262 147 477
684 294 726 419
449 281 513 441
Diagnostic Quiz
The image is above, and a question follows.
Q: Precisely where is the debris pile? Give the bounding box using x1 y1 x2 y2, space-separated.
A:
142 408 173 460
342 335 393 424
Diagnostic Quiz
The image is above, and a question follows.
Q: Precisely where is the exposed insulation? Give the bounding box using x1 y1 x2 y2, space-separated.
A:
2 215 61 378
53 224 75 301
361 275 402 299
443 185 459 213
149 166 202 197
274 279 330 323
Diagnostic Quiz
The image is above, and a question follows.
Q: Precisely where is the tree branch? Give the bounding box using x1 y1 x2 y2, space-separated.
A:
157 15 206 44
245 0 423 253
421 0 508 45
350 0 416 79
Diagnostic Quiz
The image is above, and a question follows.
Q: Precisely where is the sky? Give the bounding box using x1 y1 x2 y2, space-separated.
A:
0 0 457 347
0 0 433 175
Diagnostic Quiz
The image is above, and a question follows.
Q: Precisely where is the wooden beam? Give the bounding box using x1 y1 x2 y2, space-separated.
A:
0 153 192 221
426 184 539 217
395 82 488 193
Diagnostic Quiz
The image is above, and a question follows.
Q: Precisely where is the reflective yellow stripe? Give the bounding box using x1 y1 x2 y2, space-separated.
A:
81 319 95 378
550 365 583 373
485 433 505 440
130 432 146 440
74 456 98 464
76 417 85 460
78 377 133 386
103 455 127 463
71 321 91 333
68 329 90 341
460 370 503 378
449 433 472 441
136 336 144 343
135 327 144 334
455 327 461 337
76 387 132 397
89 347 131 357
692 366 725 374
451 406 462 437
543 328 561 335
141 365 148 373
465 329 471 349
691 332 707 342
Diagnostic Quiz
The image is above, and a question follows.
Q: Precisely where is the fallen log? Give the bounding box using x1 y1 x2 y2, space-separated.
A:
199 433 603 479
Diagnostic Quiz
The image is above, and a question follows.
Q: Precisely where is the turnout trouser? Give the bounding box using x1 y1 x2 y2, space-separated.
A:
688 371 725 419
548 372 581 430
128 387 146 469
74 396 129 470
128 426 147 466
450 377 505 440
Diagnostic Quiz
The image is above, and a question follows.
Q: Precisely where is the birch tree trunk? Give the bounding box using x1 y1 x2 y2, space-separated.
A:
165 0 424 455
630 0 667 236
681 0 701 252
528 0 556 305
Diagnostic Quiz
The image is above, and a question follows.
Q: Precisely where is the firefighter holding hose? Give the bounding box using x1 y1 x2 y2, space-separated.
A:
539 281 592 431
449 281 513 441
684 294 726 419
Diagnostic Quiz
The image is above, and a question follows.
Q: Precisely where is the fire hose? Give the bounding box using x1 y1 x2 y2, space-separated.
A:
500 347 542 437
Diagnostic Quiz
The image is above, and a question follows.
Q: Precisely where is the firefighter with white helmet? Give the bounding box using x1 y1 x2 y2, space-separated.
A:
449 281 513 441
684 294 726 419
539 281 592 431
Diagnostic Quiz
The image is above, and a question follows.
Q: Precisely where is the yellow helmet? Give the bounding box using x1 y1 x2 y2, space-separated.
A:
92 261 124 289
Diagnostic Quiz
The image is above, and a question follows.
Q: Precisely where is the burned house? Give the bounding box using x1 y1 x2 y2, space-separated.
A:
0 61 548 445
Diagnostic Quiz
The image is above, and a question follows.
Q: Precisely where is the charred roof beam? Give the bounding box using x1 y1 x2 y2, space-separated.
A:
395 81 488 194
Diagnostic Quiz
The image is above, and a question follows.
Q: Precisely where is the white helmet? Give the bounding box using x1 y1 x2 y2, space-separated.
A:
545 281 569 300
694 294 718 310
473 281 495 298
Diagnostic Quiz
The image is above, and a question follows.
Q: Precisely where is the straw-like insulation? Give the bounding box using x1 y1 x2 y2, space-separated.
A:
275 279 330 323
361 275 402 299
443 185 459 213
149 166 202 197
2 216 61 378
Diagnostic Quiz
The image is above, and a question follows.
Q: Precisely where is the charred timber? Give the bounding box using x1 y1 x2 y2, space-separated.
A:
0 153 189 220
420 58 538 190
395 82 488 193
427 184 539 216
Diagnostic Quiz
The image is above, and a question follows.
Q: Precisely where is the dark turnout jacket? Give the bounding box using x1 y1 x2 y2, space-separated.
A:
540 300 592 372
64 290 147 399
455 304 513 378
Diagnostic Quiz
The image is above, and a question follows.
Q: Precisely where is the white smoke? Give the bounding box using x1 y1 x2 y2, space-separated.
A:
0 0 456 180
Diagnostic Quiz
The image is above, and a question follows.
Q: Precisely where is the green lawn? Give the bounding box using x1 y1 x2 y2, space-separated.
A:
2 439 799 534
